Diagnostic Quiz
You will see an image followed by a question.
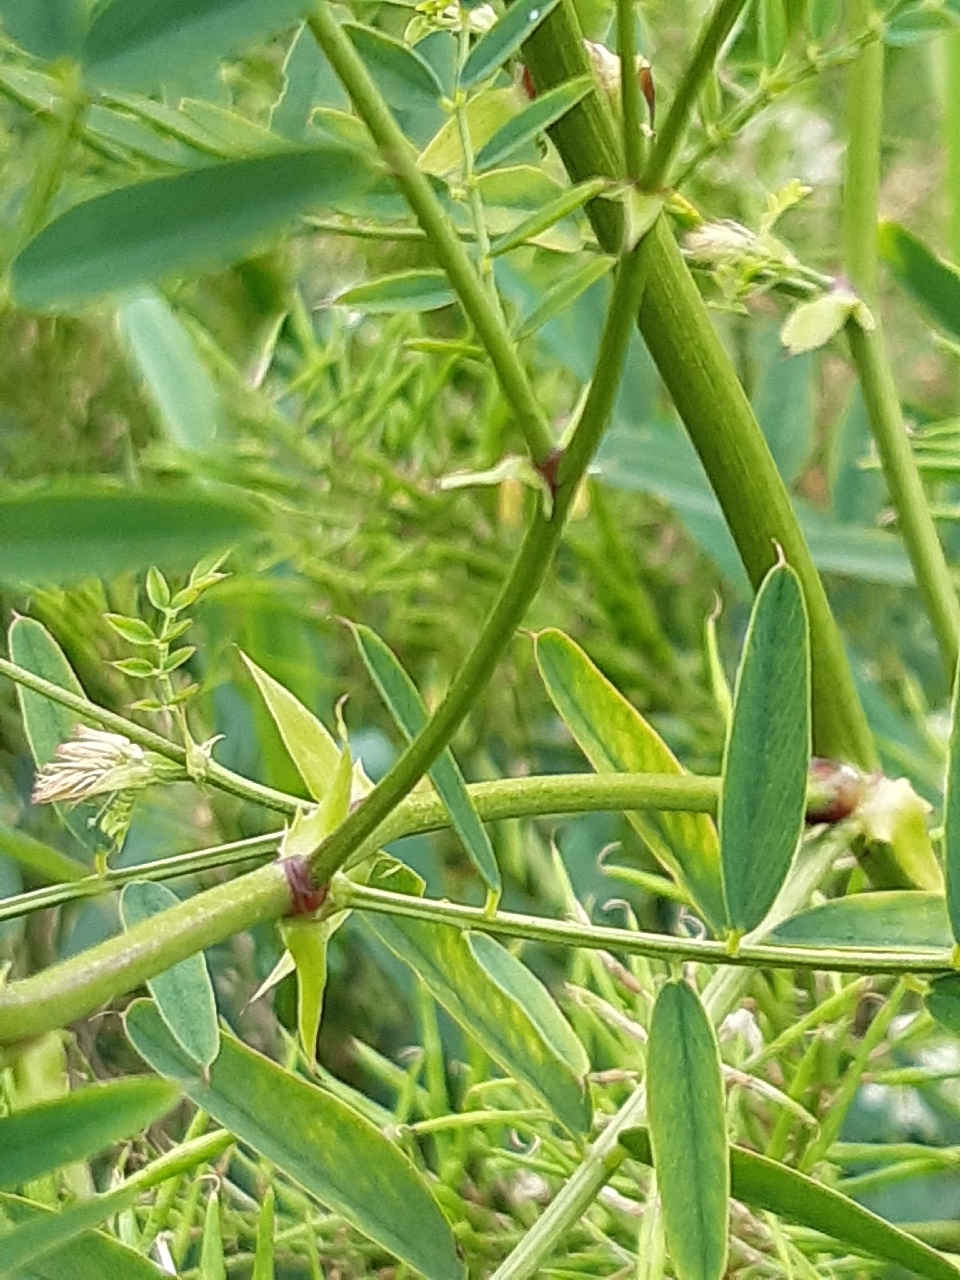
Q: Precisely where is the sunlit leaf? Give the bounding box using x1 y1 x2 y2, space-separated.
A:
534 629 725 928
768 891 950 949
476 76 592 171
335 270 456 314
460 0 561 87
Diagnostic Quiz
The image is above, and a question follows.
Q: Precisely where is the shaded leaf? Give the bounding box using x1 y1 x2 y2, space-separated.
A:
489 176 607 257
476 76 592 171
461 0 561 87
0 1196 164 1280
879 221 960 340
363 860 589 1133
120 881 219 1068
534 628 725 928
125 1000 463 1280
335 270 456 315
345 23 442 109
0 0 86 59
647 981 728 1280
12 149 375 312
926 973 960 1038
82 0 314 95
199 1193 226 1280
252 1187 275 1280
0 1077 177 1191
117 292 221 452
768 891 950 949
720 563 810 934
945 658 960 943
0 485 258 585
517 254 615 338
619 1129 960 1280
351 623 500 893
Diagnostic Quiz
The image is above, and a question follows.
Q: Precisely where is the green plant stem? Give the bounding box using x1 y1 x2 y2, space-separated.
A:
641 0 748 190
0 654 304 817
947 31 960 263
847 319 960 676
616 0 642 182
522 10 878 772
488 830 847 1279
842 0 883 301
306 5 553 464
308 244 651 886
0 861 291 1045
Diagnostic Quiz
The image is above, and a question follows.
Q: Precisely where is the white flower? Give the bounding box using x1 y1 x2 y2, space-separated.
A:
32 725 158 806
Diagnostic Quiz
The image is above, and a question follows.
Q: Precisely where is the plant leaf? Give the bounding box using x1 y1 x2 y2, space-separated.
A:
351 622 500 893
780 293 858 355
460 0 562 88
0 1077 177 1191
117 292 221 452
945 661 960 944
363 859 590 1133
9 615 99 856
0 485 258 585
81 0 315 94
768 891 950 949
335 269 456 314
879 221 960 341
11 149 375 312
0 1196 166 1279
926 972 960 1038
0 0 86 59
720 562 810 934
647 981 729 1280
618 1129 960 1280
534 628 725 928
125 1000 464 1280
199 1193 226 1280
517 254 614 338
120 881 219 1068
476 76 592 171
489 176 608 257
252 1187 275 1280
239 651 341 802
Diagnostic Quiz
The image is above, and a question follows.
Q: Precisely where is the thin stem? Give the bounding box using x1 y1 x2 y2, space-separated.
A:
842 0 883 302
641 0 748 191
455 21 500 305
306 5 553 464
308 245 651 885
0 654 304 817
846 319 960 677
616 0 642 182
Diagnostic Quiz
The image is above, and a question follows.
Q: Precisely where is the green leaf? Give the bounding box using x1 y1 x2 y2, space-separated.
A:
199 1193 226 1280
281 913 345 1069
239 651 340 802
720 563 810 934
418 87 516 178
0 0 86 59
335 269 456 314
124 1000 464 1280
780 292 858 355
460 0 562 88
363 862 590 1133
104 613 156 645
351 623 500 893
476 76 593 171
81 0 315 94
0 1077 177 1191
926 972 960 1037
252 1187 275 1280
11 149 375 312
946 665 960 944
120 882 219 1068
768 891 951 949
879 221 960 340
618 1130 960 1280
0 1197 165 1280
9 616 98 856
534 628 725 928
344 23 442 108
0 484 258 585
758 0 787 66
489 176 608 257
517 254 615 338
647 981 728 1280
117 292 221 452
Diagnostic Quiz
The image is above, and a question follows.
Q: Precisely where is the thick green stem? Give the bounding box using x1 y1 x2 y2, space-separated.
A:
308 245 651 885
306 5 553 464
616 0 642 182
0 861 291 1045
522 9 878 772
847 320 960 676
641 0 748 191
